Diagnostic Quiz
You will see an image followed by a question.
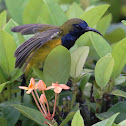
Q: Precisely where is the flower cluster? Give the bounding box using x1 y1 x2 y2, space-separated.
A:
19 78 70 124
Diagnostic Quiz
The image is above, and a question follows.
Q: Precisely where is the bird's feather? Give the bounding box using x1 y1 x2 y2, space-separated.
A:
11 24 59 35
15 28 62 68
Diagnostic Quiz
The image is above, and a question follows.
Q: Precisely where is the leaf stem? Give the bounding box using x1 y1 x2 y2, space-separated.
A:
70 79 78 109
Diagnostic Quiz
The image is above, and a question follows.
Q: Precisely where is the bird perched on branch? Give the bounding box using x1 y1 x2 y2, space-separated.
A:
11 18 101 96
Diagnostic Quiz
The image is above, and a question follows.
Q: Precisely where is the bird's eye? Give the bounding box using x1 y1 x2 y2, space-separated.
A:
74 24 82 30
75 24 80 29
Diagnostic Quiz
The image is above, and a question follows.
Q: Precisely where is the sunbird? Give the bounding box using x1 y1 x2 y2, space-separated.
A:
11 18 101 96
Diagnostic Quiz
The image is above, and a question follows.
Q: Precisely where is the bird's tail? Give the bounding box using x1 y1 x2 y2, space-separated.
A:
20 74 26 102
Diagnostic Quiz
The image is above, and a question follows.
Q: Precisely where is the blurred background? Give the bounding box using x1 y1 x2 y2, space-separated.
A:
0 0 126 22
0 0 125 44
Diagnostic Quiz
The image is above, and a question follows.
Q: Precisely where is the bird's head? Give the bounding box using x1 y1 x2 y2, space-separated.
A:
61 18 102 36
60 18 102 49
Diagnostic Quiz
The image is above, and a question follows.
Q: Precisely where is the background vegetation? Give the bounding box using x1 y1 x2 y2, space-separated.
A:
0 0 126 126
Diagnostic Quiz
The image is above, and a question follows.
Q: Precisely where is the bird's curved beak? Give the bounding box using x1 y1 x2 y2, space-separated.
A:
85 26 102 36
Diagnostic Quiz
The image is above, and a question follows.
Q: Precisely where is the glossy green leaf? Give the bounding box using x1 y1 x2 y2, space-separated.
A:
4 19 25 47
96 14 112 35
60 104 79 126
0 98 20 126
44 0 68 25
0 118 7 126
66 2 83 19
90 32 112 58
5 0 29 24
111 38 126 79
12 104 48 126
96 101 126 123
95 54 114 89
93 113 119 126
80 4 110 27
43 45 71 86
111 89 126 98
23 0 51 24
71 110 84 126
0 30 16 75
70 46 89 79
121 20 126 25
0 10 6 29
105 28 125 43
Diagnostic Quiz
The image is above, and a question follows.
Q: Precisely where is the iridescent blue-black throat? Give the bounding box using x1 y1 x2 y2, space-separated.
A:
61 30 85 49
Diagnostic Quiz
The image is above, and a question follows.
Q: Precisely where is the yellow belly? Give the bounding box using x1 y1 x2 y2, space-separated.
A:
24 38 61 75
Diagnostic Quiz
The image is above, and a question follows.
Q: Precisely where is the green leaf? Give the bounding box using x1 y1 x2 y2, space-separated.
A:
12 104 48 126
119 120 126 126
71 110 84 126
96 14 112 35
5 0 29 24
33 68 44 80
121 20 126 25
0 30 16 75
93 113 119 126
77 4 110 47
0 98 20 126
23 0 51 24
70 46 89 79
96 101 126 123
0 81 9 93
95 54 114 89
90 32 112 58
0 10 7 29
66 2 84 19
115 76 126 85
80 4 110 27
111 89 126 98
0 118 7 126
105 28 126 43
111 38 126 79
0 65 7 84
4 19 25 47
44 0 68 25
10 69 22 82
60 104 79 126
43 45 71 86
79 74 91 93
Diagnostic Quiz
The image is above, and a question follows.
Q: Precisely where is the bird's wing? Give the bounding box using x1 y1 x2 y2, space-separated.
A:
15 28 62 68
11 24 59 35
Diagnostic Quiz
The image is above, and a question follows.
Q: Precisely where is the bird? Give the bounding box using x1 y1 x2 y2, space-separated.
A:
11 18 101 96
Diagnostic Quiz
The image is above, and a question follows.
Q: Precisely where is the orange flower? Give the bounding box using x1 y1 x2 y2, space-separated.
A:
36 80 46 91
46 82 70 93
39 94 47 104
19 78 37 94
